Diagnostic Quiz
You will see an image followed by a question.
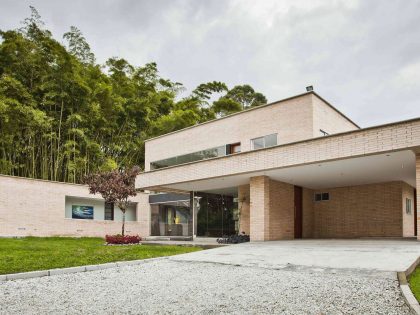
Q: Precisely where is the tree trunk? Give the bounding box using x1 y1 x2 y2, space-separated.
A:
121 209 126 236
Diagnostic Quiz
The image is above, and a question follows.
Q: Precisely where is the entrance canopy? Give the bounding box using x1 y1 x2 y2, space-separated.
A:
147 150 416 195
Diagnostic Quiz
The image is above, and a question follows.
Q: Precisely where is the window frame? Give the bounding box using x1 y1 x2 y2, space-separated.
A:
315 192 330 202
251 133 278 150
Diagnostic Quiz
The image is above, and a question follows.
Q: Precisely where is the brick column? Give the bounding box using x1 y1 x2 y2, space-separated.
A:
238 184 250 235
416 154 420 240
250 176 270 241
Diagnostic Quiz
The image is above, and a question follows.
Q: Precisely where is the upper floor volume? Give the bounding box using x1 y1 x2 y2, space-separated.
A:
144 91 359 172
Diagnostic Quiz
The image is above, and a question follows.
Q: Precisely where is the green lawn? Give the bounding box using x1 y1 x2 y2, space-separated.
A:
409 267 420 301
0 237 201 275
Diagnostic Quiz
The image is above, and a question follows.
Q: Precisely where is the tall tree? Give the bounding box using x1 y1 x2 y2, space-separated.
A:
225 84 267 109
0 7 267 183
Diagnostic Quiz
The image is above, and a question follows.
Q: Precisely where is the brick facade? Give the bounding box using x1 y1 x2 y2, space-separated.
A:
137 118 420 190
311 182 409 238
302 188 314 238
0 175 150 237
402 182 415 237
144 92 358 171
249 176 294 241
246 178 415 240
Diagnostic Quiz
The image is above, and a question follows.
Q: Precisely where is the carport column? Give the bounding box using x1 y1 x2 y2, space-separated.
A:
417 154 420 240
250 176 270 241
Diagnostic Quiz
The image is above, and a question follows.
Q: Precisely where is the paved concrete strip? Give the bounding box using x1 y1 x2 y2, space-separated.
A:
170 240 420 272
5 270 49 281
48 266 86 276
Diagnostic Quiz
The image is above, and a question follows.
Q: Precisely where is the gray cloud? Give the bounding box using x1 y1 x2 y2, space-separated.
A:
1 0 419 127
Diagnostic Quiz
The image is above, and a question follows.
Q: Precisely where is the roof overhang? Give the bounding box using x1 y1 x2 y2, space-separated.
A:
136 118 420 194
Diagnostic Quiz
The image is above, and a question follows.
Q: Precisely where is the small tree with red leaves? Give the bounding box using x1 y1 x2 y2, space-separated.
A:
84 166 140 236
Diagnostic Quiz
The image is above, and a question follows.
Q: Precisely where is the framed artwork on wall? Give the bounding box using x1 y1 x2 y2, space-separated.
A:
72 205 94 220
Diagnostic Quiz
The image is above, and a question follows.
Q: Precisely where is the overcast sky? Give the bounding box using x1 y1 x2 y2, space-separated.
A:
1 0 419 127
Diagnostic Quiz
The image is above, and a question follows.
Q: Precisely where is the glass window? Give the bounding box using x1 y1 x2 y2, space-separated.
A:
150 145 227 170
251 137 264 150
251 134 277 150
150 200 192 237
315 193 329 202
264 134 277 147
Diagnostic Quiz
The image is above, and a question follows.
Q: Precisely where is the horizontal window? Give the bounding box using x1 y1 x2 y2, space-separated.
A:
315 192 329 201
151 145 226 170
251 134 277 150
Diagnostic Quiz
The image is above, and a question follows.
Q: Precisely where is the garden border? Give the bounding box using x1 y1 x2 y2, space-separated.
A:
0 256 167 282
398 256 420 315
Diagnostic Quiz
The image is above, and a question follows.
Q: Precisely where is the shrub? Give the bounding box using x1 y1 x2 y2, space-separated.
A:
105 234 141 245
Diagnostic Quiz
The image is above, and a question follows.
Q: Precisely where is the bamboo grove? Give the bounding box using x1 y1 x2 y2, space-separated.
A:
0 7 267 183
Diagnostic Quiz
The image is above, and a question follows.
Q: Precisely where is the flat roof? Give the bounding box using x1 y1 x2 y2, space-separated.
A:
145 91 360 143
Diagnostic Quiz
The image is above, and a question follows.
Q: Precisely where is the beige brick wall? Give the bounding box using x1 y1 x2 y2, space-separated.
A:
238 184 250 234
145 94 314 171
302 187 314 238
312 94 358 137
402 182 415 237
144 92 358 172
137 118 420 190
312 182 405 238
249 176 294 241
268 179 294 240
249 176 270 241
0 175 150 237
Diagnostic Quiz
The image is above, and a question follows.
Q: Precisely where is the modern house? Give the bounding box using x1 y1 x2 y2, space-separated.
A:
1 91 419 241
136 91 420 241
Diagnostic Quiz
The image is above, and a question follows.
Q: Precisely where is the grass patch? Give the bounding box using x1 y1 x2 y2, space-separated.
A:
409 266 420 301
0 237 201 275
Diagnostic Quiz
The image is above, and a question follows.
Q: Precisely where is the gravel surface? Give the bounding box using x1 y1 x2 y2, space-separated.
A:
0 258 411 315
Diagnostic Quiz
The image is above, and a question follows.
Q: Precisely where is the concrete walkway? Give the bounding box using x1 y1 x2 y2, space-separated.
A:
170 239 420 272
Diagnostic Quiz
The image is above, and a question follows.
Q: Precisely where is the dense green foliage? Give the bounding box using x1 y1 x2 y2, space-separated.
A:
0 237 201 274
0 7 267 183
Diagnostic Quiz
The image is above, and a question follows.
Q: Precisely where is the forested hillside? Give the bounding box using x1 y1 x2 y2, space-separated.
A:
0 7 267 183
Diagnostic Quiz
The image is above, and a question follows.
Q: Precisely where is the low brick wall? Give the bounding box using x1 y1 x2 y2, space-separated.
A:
0 175 150 237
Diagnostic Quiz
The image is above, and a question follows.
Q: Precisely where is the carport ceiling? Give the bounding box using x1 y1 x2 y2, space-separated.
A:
162 150 416 195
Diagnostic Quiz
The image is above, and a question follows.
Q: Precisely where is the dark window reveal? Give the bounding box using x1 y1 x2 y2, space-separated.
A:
227 143 241 154
104 202 114 220
315 192 329 202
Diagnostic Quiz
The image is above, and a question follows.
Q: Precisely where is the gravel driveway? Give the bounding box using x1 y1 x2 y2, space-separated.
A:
0 258 411 315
